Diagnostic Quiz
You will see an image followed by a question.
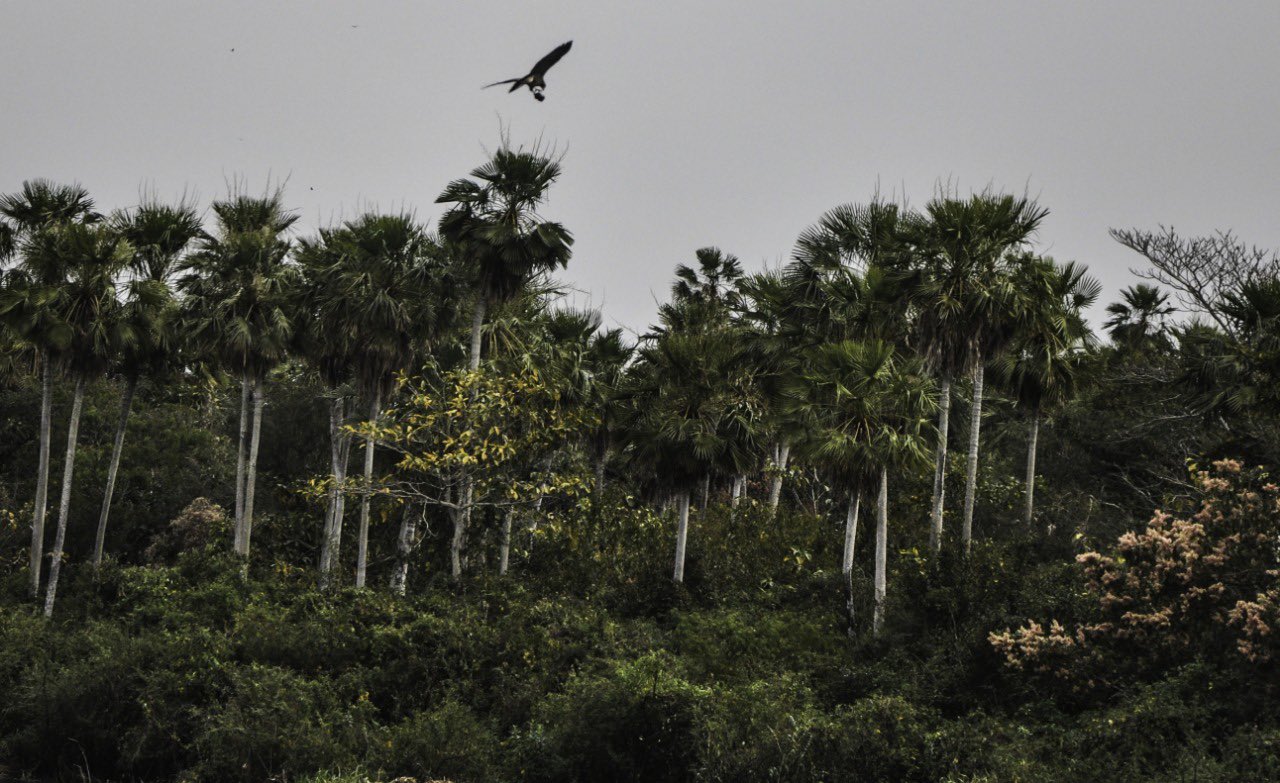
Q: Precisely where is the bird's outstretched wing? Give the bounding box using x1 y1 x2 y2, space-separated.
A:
483 77 521 90
530 41 572 77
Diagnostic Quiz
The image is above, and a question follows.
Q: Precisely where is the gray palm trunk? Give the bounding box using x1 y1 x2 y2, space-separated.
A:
928 374 952 554
843 490 862 636
961 360 984 554
236 378 264 561
700 473 711 514
842 491 861 576
730 475 744 508
768 441 791 515
1024 409 1040 527
468 298 486 371
319 395 348 588
498 507 514 576
453 297 486 578
29 358 52 599
92 375 137 573
672 490 691 583
354 388 382 588
42 375 86 618
390 502 416 594
235 375 250 527
872 468 888 637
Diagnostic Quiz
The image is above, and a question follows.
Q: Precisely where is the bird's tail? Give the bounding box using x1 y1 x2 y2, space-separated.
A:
482 78 520 90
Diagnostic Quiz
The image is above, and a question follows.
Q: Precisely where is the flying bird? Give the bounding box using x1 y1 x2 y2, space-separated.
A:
483 41 572 102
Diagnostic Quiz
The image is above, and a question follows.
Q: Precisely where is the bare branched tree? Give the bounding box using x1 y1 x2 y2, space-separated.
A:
1110 225 1280 336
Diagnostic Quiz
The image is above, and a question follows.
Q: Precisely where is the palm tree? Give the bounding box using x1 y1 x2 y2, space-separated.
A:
436 146 572 577
297 213 451 587
618 329 762 583
993 258 1099 527
436 145 573 371
899 192 1048 554
92 200 203 571
786 339 936 635
22 222 132 616
0 180 98 598
1105 284 1174 352
179 190 298 563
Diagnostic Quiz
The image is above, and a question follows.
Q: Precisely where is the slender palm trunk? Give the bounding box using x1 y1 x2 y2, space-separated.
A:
235 374 250 528
730 475 744 508
673 490 691 583
1024 409 1040 527
355 388 382 588
961 360 984 555
843 490 862 636
468 297 487 371
29 358 53 599
319 395 347 588
237 378 264 562
92 375 136 573
42 375 86 619
842 491 861 576
768 441 791 515
928 374 951 554
872 468 888 637
499 507 514 576
390 502 416 595
700 473 711 514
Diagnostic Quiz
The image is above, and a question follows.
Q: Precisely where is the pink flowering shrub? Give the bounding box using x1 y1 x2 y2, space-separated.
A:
991 459 1280 688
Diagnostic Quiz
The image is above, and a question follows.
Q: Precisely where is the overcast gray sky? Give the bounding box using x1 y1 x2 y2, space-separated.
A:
4 1 1278 335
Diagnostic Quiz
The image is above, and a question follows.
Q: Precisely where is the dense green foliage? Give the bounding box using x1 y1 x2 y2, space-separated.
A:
3 161 1280 782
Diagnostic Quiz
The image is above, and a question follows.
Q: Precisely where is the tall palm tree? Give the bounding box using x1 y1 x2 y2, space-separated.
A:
618 329 762 583
1104 284 1174 352
92 200 203 571
298 213 452 587
436 145 573 371
899 192 1048 554
786 339 936 635
436 146 572 577
179 190 298 564
0 180 98 598
22 222 132 616
993 258 1099 527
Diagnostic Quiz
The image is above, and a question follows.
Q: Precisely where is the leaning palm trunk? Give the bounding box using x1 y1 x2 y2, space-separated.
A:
498 507 514 576
843 490 862 635
354 388 382 588
92 375 137 573
842 491 861 576
672 490 691 583
42 375 87 619
961 360 984 554
29 358 53 599
872 468 888 637
319 395 348 588
390 502 416 594
768 441 791 515
1024 409 1040 527
237 378 264 562
928 374 952 554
